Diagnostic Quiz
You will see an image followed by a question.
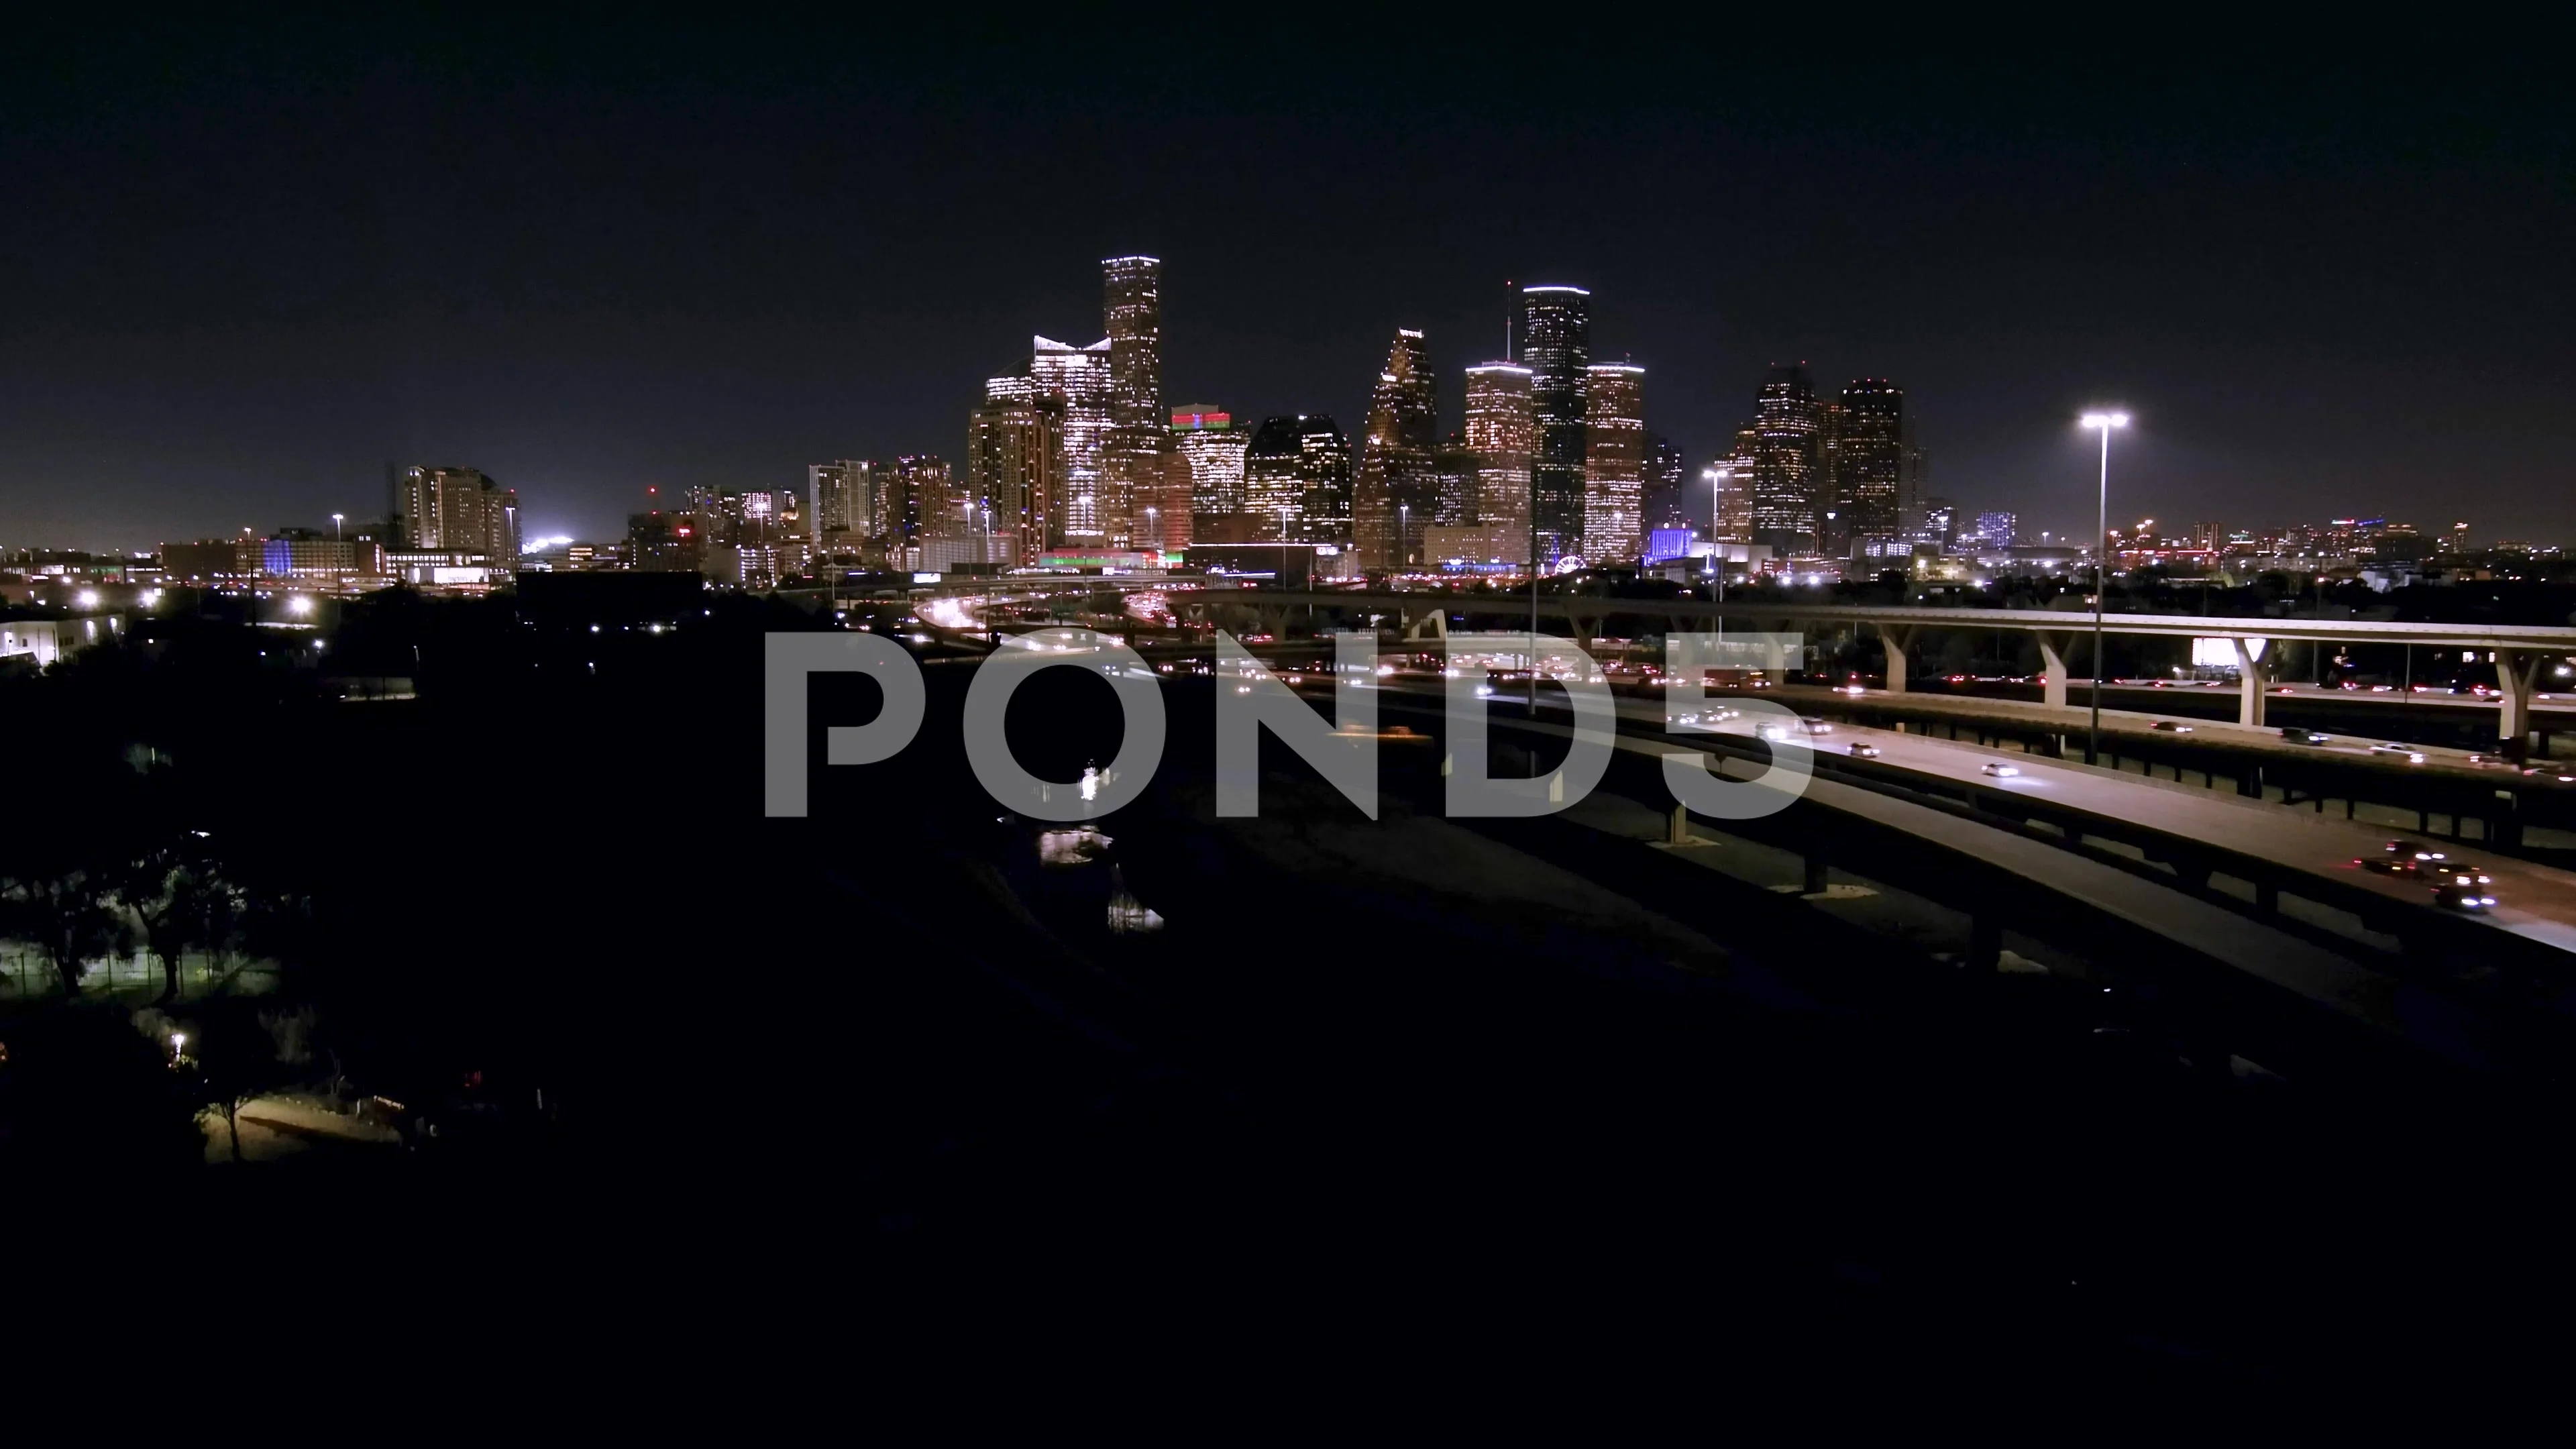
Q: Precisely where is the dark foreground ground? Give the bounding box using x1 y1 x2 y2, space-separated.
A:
20 617 2574 1400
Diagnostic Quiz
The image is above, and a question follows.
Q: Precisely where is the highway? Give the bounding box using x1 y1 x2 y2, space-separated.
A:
1358 672 2576 957
1758 682 2576 782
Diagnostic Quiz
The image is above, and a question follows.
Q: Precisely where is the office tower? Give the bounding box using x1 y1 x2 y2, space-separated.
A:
808 460 873 541
1582 362 1645 564
1715 425 1758 541
1523 286 1591 566
1750 365 1824 553
1643 433 1687 531
1353 329 1440 571
1030 335 1113 543
1914 495 1957 549
1244 415 1350 543
876 455 949 561
1174 405 1250 527
1974 510 2018 548
1902 441 1929 538
398 466 519 558
1098 255 1164 549
1833 380 1904 556
1434 431 1477 526
1464 362 1534 561
969 392 1059 565
628 511 700 574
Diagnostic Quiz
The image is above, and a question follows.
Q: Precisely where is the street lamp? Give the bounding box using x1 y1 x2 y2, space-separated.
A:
331 513 343 540
2080 411 2129 765
1398 503 1409 570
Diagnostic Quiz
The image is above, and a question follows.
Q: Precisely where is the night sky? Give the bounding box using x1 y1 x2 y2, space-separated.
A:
5 14 2571 551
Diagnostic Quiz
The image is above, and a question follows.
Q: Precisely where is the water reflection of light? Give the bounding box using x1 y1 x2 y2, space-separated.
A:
1106 867 1165 934
1037 827 1112 867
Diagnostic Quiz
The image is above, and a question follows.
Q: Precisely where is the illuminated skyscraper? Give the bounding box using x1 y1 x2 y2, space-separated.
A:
1833 379 1904 556
1434 432 1477 527
1353 329 1439 571
1707 425 1758 541
1751 365 1824 553
1523 286 1590 566
398 466 518 558
1244 415 1350 543
969 386 1061 565
1099 255 1165 549
1173 405 1249 527
1582 362 1645 565
1643 433 1687 531
1029 335 1113 544
808 460 873 541
1464 362 1534 563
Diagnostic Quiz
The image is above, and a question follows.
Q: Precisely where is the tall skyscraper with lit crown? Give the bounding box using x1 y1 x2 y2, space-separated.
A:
1353 328 1439 571
1029 335 1112 543
1099 256 1165 549
1523 286 1591 566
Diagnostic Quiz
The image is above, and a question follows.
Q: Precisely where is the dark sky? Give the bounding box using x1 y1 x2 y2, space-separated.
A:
5 12 2573 551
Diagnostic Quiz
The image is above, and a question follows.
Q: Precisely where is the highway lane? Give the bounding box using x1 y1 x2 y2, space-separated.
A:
1355 673 2576 957
1364 687 2505 1077
1758 681 2576 784
1684 706 2576 956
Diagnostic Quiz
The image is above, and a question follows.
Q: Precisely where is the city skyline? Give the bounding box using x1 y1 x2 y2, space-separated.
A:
5 19 2571 551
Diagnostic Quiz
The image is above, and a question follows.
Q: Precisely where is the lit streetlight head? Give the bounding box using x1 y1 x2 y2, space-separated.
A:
2081 411 2130 430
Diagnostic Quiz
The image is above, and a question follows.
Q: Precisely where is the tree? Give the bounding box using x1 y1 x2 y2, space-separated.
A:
115 841 231 1005
189 1006 307 1163
0 860 123 998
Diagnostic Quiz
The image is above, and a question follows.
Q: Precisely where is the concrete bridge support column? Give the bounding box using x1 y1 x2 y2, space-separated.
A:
2034 631 2074 710
1566 612 1603 658
2496 648 2545 758
1400 606 1448 644
1802 844 1831 896
1877 623 1916 694
2233 636 2271 729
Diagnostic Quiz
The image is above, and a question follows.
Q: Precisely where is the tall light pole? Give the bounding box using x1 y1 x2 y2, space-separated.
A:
2081 412 2129 765
1398 503 1409 571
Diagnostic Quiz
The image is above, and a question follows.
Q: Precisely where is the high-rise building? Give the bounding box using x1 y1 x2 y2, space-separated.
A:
1715 425 1758 541
808 460 873 542
1750 366 1824 553
1523 286 1591 566
1030 335 1113 544
1902 441 1929 539
1913 495 1957 549
1244 415 1350 543
880 455 951 562
1174 406 1250 525
1643 433 1687 531
1582 362 1645 565
1833 379 1904 557
1433 431 1477 527
969 391 1059 566
1464 362 1534 562
1974 510 2018 549
1099 256 1164 550
398 466 519 559
1353 329 1439 571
